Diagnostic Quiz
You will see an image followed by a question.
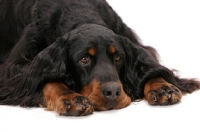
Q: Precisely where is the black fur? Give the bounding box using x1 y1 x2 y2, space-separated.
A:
0 0 199 107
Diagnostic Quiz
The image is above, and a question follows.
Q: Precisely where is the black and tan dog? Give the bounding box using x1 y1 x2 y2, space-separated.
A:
0 0 199 116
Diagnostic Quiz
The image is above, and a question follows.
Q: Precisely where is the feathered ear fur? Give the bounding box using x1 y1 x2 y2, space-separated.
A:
121 37 200 101
0 35 74 106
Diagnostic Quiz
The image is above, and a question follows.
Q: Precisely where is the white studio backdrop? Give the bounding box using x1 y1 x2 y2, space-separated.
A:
0 1 200 132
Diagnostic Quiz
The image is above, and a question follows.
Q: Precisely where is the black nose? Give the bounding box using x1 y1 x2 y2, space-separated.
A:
101 83 121 100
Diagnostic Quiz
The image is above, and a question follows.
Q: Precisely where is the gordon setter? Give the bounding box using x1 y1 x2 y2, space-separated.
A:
0 0 199 116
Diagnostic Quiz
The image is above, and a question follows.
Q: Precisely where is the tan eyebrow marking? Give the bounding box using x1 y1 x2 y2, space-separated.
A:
108 45 116 54
88 47 96 56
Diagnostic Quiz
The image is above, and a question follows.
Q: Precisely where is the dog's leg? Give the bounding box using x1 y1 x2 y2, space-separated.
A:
144 77 182 105
42 82 94 116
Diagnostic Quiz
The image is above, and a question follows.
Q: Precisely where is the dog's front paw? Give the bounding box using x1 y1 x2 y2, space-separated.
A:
43 82 94 116
144 78 182 105
56 95 94 116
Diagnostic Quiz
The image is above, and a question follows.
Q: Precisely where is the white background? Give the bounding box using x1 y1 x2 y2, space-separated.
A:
1 0 200 132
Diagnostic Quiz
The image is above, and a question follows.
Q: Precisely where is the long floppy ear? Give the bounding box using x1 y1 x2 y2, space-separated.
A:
28 36 73 88
121 37 200 101
0 35 74 106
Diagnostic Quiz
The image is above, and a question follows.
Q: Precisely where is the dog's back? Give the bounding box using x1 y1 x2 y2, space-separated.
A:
0 0 135 63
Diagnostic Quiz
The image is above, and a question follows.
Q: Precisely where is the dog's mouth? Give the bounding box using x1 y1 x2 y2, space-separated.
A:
93 100 119 111
80 79 132 111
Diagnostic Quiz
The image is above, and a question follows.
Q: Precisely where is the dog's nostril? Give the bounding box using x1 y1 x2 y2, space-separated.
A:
104 91 112 97
116 90 121 96
101 83 121 100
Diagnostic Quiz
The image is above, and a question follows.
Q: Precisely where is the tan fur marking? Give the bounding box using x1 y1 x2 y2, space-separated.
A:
144 77 168 96
43 82 77 114
43 82 67 111
88 47 96 56
108 45 116 54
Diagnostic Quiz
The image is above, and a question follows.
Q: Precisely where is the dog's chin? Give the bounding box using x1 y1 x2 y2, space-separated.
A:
91 96 132 111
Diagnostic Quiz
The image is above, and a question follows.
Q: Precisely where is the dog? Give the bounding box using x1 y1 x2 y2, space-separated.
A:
0 0 199 116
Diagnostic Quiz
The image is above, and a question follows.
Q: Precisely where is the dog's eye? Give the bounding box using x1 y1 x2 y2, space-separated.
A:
114 55 121 63
79 56 90 65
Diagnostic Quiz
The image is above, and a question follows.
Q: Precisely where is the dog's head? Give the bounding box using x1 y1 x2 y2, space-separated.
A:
65 24 131 110
36 24 156 110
